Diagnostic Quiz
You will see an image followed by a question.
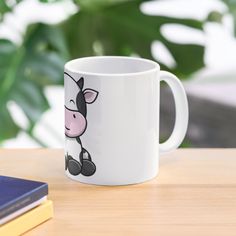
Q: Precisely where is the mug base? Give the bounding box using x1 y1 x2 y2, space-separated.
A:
65 170 159 186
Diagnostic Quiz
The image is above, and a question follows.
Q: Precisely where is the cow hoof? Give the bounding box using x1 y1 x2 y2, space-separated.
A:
68 159 82 176
81 160 96 176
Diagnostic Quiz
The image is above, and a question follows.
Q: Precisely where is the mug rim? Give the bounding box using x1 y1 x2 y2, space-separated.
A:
64 56 160 77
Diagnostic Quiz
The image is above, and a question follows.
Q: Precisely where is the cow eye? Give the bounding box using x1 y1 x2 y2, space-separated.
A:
70 99 75 104
73 114 76 118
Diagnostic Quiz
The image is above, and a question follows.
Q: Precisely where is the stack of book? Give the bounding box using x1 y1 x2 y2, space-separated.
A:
0 175 53 235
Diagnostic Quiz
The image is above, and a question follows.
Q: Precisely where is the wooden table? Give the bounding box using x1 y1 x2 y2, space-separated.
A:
0 149 236 236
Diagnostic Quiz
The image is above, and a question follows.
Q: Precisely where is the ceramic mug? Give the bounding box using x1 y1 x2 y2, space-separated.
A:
64 56 188 185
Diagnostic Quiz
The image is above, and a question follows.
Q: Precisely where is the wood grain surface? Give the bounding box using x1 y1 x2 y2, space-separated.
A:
0 149 236 236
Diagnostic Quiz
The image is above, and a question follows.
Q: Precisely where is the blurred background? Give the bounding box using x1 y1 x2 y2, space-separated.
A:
0 0 235 148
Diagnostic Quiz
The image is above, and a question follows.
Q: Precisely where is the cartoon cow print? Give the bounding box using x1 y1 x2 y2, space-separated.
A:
64 72 98 176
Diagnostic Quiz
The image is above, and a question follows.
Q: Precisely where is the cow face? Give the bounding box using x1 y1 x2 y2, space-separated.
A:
64 72 98 138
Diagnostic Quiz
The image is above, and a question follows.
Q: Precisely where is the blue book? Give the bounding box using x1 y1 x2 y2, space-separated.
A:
0 176 48 221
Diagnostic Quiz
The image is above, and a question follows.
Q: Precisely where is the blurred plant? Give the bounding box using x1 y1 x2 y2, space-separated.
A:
0 25 68 144
206 0 236 34
222 0 236 34
0 0 205 145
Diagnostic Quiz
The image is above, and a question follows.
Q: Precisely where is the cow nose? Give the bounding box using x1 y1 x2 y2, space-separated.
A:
65 106 87 137
65 107 80 126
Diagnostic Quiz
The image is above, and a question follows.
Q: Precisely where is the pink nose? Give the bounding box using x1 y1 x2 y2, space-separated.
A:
65 107 87 137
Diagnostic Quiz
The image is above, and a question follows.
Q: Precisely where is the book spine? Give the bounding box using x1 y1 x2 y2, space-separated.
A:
0 184 48 219
0 200 53 236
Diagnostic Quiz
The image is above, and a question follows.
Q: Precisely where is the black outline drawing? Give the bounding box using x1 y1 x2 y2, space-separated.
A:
64 72 98 177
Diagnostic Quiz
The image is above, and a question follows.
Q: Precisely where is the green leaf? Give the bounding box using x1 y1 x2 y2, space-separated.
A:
0 24 68 142
75 0 133 10
0 40 18 89
164 42 204 78
0 105 19 142
11 80 50 123
62 0 204 77
39 0 62 2
0 0 22 17
0 1 12 16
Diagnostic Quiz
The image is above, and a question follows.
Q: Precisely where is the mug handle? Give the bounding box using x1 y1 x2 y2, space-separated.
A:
159 71 189 154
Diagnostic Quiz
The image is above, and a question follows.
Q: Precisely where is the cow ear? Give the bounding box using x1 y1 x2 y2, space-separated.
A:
77 77 84 89
83 89 98 104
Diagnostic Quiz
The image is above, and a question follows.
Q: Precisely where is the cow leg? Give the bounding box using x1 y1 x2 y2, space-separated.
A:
80 148 96 176
66 154 82 176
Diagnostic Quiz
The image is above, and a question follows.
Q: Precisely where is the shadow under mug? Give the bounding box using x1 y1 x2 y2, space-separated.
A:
64 56 188 185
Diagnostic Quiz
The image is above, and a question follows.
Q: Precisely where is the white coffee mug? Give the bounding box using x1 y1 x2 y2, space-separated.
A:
64 56 188 185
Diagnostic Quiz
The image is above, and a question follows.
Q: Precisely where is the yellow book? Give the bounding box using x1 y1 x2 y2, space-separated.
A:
0 200 53 236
